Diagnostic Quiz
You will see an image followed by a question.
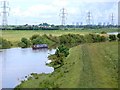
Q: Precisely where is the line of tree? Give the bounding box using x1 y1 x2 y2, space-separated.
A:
0 23 119 30
1 33 120 49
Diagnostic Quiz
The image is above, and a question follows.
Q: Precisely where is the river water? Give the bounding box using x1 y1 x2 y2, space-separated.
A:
107 32 119 35
0 48 56 88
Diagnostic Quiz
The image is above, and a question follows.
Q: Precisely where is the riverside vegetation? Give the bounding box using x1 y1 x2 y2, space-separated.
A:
1 31 120 49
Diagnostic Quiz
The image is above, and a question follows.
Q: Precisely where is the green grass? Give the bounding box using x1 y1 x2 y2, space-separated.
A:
16 41 118 88
1 28 118 42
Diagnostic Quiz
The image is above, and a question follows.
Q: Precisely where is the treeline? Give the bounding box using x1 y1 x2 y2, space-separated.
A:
0 24 119 30
1 33 120 49
1 23 60 30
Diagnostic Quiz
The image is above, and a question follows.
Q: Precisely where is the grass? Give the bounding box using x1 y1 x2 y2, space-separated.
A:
16 41 118 88
1 28 118 42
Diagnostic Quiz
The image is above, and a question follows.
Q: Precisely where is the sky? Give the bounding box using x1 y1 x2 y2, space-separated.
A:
0 0 119 25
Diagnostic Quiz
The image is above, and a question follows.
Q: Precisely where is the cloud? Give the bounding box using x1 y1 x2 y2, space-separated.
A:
52 0 68 7
0 0 119 25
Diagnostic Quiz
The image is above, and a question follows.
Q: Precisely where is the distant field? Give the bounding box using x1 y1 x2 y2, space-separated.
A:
1 28 118 42
17 41 118 88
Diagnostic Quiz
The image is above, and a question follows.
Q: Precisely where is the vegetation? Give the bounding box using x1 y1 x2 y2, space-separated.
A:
117 33 120 41
101 31 107 34
0 37 12 49
17 33 108 48
109 35 117 41
48 45 69 69
18 37 31 48
59 34 85 45
15 42 118 88
2 31 119 49
1 28 118 43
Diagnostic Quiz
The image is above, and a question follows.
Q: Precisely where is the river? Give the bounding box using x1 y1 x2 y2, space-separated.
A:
107 32 119 35
0 48 56 88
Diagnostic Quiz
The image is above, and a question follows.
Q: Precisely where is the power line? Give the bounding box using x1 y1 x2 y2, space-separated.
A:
0 0 10 27
111 13 114 25
86 11 93 25
87 11 91 25
59 8 67 27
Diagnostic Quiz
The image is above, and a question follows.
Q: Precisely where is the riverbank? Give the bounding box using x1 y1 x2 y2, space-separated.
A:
16 41 118 88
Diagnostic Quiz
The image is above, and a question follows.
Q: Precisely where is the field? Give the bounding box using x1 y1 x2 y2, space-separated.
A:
16 41 118 88
1 28 118 42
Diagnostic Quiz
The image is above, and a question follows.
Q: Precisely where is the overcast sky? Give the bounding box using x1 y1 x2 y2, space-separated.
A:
0 0 119 25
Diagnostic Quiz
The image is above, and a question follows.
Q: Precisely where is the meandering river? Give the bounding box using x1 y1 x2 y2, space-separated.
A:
0 48 56 88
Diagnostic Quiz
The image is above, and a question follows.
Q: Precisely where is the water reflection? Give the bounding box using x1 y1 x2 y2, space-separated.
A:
0 48 55 88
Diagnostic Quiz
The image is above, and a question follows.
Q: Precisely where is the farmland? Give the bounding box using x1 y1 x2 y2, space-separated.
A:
16 41 118 88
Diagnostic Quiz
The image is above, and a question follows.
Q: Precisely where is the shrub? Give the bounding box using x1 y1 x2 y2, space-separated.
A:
48 45 69 68
101 31 107 34
55 45 69 57
0 37 12 49
18 37 31 48
31 36 44 45
85 34 93 43
117 33 120 41
59 34 85 45
109 35 117 41
100 36 107 42
31 36 53 45
30 34 39 40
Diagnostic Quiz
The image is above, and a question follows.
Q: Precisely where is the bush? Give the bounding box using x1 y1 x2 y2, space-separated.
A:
117 33 120 41
109 35 117 41
48 45 69 68
59 34 85 45
31 36 53 45
85 34 107 43
101 31 107 34
100 36 107 42
85 34 93 43
18 37 31 48
55 45 69 57
31 36 44 45
30 34 39 40
0 37 12 49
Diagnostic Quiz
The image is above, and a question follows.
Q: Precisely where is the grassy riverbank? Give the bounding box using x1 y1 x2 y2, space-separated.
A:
16 41 118 88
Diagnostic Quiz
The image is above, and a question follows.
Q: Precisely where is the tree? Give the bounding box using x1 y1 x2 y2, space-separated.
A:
18 37 31 48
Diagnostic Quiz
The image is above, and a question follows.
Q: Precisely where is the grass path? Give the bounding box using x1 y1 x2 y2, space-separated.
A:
78 45 97 88
77 43 118 88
